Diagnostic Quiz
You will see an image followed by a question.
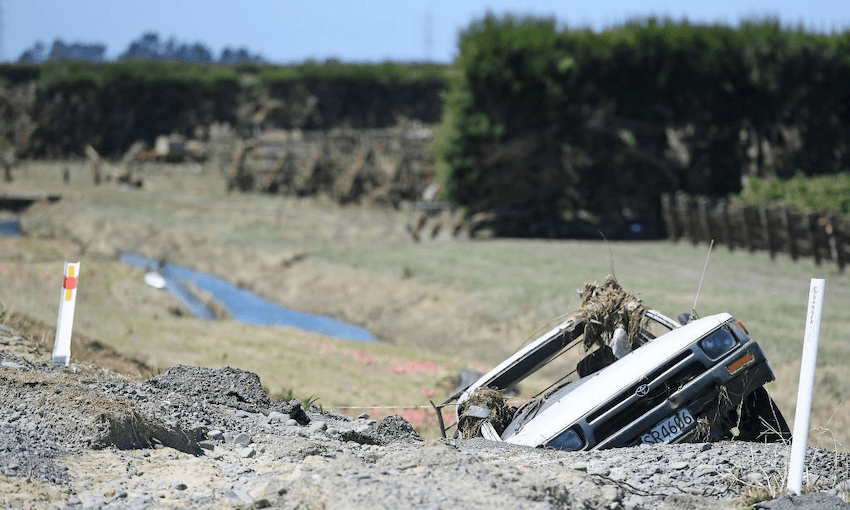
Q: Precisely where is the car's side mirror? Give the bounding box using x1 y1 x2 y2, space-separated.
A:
677 312 692 325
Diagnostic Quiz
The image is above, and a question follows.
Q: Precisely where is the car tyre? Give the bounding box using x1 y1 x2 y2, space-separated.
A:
736 387 792 443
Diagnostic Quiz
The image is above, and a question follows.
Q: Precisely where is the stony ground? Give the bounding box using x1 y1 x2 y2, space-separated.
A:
1 317 849 509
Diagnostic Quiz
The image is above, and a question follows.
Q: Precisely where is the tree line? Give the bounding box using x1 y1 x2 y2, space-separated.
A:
16 32 263 65
436 14 850 238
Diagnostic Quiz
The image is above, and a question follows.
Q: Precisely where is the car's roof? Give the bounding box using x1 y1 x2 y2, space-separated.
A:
504 313 732 447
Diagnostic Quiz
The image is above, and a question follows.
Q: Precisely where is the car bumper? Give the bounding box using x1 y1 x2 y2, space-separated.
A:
592 343 775 450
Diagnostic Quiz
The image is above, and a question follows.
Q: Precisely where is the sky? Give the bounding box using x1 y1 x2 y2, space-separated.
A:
2 0 850 64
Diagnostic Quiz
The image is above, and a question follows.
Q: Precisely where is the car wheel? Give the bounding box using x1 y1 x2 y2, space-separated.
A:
735 387 792 443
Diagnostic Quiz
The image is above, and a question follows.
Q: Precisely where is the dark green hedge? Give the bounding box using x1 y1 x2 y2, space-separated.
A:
438 14 850 233
0 61 449 158
256 61 449 85
0 60 450 90
0 61 238 88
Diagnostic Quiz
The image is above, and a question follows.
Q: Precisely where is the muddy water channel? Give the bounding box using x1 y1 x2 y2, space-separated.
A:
0 217 20 237
120 253 376 341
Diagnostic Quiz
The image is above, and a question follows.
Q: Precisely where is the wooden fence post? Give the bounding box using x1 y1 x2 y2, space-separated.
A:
783 207 798 261
826 214 845 272
739 204 754 253
678 193 698 245
698 196 712 243
808 212 822 266
720 200 733 251
661 193 679 241
760 206 776 259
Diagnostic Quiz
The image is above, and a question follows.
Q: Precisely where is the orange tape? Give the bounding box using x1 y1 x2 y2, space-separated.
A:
64 266 75 301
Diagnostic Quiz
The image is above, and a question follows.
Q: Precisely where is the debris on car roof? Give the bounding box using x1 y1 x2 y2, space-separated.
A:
574 276 648 356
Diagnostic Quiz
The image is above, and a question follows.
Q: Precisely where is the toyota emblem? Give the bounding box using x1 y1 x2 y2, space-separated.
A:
635 384 650 397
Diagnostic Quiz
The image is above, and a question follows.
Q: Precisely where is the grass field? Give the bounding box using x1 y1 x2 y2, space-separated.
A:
3 160 849 448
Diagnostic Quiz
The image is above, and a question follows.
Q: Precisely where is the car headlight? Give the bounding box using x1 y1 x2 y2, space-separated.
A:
547 427 585 451
699 329 737 359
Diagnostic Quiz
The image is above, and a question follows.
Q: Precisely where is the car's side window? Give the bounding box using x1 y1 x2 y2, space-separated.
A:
640 315 676 344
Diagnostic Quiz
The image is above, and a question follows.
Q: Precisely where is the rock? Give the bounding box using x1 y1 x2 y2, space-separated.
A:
696 464 717 475
747 472 766 484
267 411 289 422
587 466 610 476
226 489 254 504
253 498 272 509
309 420 327 433
233 432 252 448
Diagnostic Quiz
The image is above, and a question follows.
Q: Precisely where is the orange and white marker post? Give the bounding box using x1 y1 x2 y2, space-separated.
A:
52 261 80 366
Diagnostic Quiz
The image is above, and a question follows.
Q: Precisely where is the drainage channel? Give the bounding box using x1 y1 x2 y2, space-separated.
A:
0 217 21 237
1 193 62 237
120 253 376 341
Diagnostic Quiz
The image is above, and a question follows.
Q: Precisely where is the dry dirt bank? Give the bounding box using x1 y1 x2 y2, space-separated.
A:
1 314 849 510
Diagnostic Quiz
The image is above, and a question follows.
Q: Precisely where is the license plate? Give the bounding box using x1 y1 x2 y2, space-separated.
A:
641 408 696 445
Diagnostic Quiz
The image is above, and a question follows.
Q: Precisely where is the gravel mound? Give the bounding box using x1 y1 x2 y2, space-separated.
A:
147 364 274 414
1 320 849 509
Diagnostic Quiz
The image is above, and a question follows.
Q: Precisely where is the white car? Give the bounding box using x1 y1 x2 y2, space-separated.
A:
439 310 790 451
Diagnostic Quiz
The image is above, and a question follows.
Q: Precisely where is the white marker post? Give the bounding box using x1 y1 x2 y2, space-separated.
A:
787 278 826 495
52 261 80 366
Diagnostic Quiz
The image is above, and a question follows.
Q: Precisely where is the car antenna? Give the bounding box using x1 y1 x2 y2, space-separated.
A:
691 239 715 320
598 229 616 282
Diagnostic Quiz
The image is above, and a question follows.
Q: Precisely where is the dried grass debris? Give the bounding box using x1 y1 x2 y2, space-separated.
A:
576 275 648 351
457 387 517 439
